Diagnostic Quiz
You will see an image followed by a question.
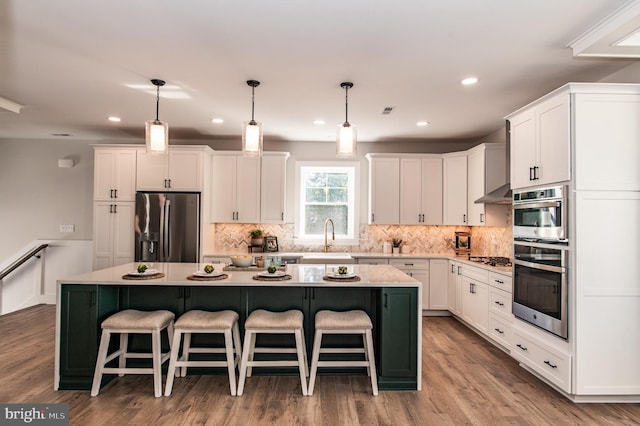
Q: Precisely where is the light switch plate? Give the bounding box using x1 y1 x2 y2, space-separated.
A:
60 224 75 233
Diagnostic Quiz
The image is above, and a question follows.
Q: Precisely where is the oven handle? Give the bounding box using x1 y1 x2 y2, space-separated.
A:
513 200 561 210
513 259 565 273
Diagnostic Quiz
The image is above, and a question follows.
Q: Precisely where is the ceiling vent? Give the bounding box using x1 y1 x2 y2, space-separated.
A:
382 106 394 115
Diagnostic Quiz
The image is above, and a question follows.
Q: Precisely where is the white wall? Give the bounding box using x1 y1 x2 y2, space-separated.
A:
0 139 95 262
598 61 640 83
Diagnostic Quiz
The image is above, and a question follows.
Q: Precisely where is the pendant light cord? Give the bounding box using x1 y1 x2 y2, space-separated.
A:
155 84 160 122
344 84 349 125
251 85 256 123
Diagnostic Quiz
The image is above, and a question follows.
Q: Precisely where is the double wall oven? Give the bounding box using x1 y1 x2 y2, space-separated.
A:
512 185 569 339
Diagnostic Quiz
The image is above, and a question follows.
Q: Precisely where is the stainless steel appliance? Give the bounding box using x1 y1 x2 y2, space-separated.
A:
513 185 567 243
512 241 568 339
135 192 200 262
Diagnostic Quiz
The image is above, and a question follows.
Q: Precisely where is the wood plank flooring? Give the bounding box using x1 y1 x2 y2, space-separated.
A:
1 305 638 425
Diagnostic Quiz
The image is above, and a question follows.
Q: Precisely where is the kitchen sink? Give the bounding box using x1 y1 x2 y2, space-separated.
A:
299 252 355 264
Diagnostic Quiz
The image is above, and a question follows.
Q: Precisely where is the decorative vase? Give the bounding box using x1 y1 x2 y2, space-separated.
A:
392 247 400 254
251 238 264 247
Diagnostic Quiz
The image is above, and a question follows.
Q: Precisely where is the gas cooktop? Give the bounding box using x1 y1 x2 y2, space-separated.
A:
467 255 512 267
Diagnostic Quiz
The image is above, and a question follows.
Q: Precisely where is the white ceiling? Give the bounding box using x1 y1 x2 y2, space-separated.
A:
1 0 638 145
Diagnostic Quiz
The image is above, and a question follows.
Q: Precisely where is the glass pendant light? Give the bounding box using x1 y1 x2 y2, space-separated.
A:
242 80 262 156
337 81 356 158
145 79 168 154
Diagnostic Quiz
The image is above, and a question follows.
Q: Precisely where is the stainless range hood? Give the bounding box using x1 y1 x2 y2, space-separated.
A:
475 120 512 205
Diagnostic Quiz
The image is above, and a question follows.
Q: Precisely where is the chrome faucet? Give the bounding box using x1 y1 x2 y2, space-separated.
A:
324 218 335 253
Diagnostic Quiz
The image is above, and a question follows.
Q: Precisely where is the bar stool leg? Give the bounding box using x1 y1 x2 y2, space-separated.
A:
151 329 163 398
365 329 378 396
223 328 237 396
164 329 183 396
180 332 192 377
237 330 254 396
246 332 257 378
232 322 242 368
294 329 308 396
307 329 323 396
118 333 128 376
90 330 112 397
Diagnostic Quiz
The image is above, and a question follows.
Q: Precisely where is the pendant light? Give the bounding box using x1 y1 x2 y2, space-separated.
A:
145 79 168 154
337 81 356 158
242 80 263 156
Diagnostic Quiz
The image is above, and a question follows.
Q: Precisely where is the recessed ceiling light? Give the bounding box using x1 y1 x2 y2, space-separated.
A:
461 77 478 85
51 133 71 137
417 121 429 127
211 118 224 124
107 116 121 122
313 119 326 125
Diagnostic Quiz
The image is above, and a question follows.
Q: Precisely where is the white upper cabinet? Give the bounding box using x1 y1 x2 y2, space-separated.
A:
467 143 508 226
509 90 570 189
136 147 206 191
260 152 289 223
400 157 443 225
211 153 260 223
93 147 137 201
93 201 134 270
442 153 468 225
366 155 400 225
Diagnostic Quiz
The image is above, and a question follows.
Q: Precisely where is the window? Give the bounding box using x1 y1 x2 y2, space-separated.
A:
296 162 359 244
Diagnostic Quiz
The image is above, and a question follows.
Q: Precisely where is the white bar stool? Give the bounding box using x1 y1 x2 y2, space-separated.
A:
308 309 378 396
237 309 308 396
164 310 242 396
91 309 175 398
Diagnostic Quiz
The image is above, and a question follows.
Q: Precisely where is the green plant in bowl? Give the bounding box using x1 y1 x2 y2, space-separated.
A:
267 265 277 274
137 264 148 273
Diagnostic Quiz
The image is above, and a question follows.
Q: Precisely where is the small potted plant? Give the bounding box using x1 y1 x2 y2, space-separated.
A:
249 228 264 247
392 238 402 254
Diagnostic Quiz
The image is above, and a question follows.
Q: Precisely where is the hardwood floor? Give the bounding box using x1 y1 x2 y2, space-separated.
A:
1 304 638 425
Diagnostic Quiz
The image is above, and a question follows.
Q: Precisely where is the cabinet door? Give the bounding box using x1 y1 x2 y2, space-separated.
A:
235 156 261 223
443 155 467 225
59 285 119 389
400 158 422 224
211 155 237 222
537 95 570 186
112 202 135 267
467 149 485 226
369 157 399 224
261 154 287 223
510 111 536 190
429 259 448 310
421 158 443 225
136 151 169 191
379 288 418 388
93 202 114 270
168 150 202 191
94 149 137 201
460 276 489 334
447 262 459 314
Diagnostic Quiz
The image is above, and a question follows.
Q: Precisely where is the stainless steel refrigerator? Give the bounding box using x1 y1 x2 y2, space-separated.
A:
134 192 200 262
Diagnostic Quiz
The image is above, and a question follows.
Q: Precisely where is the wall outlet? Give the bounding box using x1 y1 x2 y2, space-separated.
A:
60 224 75 233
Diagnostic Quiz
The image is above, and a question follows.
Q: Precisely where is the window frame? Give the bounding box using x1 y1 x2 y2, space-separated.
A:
294 161 360 246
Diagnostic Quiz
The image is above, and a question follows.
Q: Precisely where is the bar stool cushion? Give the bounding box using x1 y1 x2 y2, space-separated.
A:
174 310 239 330
245 309 303 330
315 310 372 330
101 309 175 330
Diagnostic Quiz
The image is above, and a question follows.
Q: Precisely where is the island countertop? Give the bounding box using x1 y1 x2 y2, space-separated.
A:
58 262 421 288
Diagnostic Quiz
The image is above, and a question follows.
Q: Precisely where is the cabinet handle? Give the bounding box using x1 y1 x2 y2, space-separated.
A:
463 214 466 223
384 293 388 308
109 204 113 213
236 211 239 221
544 360 558 369
110 189 114 199
457 266 461 275
451 264 455 273
404 263 413 266
480 213 484 223
494 301 504 306
113 204 117 214
281 212 284 220
89 292 96 307
533 166 539 180
114 189 118 198
469 283 474 294
516 343 528 351
168 179 172 188
495 279 504 284
494 328 504 334
529 167 534 181
371 213 375 223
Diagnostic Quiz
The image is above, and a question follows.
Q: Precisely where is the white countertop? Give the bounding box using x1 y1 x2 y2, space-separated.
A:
58 262 421 288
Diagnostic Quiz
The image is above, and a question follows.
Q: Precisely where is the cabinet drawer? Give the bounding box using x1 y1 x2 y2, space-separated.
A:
512 330 571 393
489 287 512 318
461 264 488 283
489 314 512 350
357 258 389 265
489 271 512 293
389 258 430 269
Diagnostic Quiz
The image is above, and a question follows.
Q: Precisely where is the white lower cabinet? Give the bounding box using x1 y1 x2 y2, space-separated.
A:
460 275 489 334
447 261 462 314
93 201 134 270
428 259 448 310
390 259 429 310
489 314 512 350
512 327 572 394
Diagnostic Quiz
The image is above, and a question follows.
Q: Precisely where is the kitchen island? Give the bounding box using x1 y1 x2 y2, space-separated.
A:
55 263 421 392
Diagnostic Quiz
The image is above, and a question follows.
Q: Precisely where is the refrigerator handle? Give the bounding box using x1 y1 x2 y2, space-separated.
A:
164 199 171 260
159 198 166 261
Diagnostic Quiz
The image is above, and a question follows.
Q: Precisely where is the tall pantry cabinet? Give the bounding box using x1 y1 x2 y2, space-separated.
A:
507 83 640 401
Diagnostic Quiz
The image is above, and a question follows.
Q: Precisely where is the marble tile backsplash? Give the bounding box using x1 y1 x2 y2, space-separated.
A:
211 222 512 258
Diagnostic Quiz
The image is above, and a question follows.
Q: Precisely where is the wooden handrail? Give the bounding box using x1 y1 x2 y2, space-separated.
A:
0 244 49 281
